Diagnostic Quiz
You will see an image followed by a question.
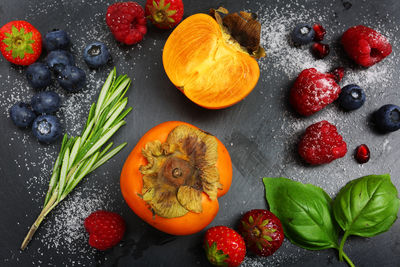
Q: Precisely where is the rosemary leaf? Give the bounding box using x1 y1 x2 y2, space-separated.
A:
57 147 70 200
103 98 127 130
103 79 130 109
63 152 100 197
89 143 127 173
98 142 114 159
68 137 81 170
84 103 96 130
94 68 115 120
111 107 132 128
44 134 69 205
83 121 125 161
80 119 94 146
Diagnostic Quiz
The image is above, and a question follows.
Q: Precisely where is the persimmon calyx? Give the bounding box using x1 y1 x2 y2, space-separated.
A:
139 125 222 218
210 7 266 59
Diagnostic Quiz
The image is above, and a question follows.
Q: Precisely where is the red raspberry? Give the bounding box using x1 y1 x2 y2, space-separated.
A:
84 210 126 250
106 2 147 45
312 43 330 59
290 68 341 116
341 25 392 67
313 24 326 41
299 121 347 165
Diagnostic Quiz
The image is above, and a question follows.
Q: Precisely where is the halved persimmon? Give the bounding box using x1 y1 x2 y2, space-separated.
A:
162 8 265 109
120 121 232 235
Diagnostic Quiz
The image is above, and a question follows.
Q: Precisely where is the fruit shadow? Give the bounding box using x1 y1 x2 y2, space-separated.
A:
103 213 178 265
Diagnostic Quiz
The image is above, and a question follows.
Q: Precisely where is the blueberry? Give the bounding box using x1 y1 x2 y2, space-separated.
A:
31 91 61 114
44 29 71 51
26 63 52 89
83 42 111 68
291 24 315 45
32 115 62 143
9 102 37 128
374 104 400 132
57 65 86 93
46 50 75 73
338 84 366 110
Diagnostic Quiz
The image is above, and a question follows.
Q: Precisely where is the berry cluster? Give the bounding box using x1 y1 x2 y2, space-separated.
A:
9 29 113 144
204 209 284 267
10 91 62 144
291 23 397 165
291 23 329 58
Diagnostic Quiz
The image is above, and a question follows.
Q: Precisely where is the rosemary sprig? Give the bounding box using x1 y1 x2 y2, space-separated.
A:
21 68 132 250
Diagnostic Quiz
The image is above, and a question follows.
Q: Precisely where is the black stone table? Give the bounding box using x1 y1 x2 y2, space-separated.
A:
1 0 399 266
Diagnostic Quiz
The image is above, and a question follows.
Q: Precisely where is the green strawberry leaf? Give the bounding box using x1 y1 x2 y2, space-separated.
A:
3 38 12 46
11 25 19 36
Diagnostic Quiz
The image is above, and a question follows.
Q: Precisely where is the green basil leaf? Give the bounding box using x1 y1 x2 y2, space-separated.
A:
333 174 400 237
263 177 339 250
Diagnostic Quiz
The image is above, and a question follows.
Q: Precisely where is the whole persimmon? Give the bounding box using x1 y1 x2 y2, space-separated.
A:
120 121 232 235
162 8 265 109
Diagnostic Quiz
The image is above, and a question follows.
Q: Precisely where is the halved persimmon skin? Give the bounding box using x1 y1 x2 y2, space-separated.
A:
163 14 260 109
120 121 232 235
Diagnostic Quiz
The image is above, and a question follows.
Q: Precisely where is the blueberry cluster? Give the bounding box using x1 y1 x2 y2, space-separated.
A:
10 30 112 144
10 92 62 144
337 84 400 133
45 30 87 92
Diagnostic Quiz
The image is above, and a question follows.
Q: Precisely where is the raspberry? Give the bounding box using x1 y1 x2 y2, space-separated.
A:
106 2 147 45
313 24 326 41
298 121 347 165
84 210 126 250
290 68 341 116
312 43 330 59
341 25 392 67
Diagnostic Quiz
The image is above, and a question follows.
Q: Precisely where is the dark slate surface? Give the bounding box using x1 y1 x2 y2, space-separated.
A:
1 0 400 266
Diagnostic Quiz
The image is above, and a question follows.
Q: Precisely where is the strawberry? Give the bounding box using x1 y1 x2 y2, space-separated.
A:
84 210 126 251
204 226 246 267
341 25 392 67
290 68 341 116
238 209 284 257
0 20 42 65
298 120 347 165
145 0 184 29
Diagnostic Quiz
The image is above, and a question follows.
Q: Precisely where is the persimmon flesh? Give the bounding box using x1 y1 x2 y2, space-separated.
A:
163 13 262 109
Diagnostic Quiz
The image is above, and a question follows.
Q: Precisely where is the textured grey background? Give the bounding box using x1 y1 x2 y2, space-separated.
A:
1 0 400 266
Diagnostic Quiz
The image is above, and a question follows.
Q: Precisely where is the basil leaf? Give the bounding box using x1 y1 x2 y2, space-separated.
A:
263 177 339 250
333 174 400 237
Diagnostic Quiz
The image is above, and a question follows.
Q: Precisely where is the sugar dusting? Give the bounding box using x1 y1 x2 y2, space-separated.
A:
241 1 400 266
0 0 144 265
